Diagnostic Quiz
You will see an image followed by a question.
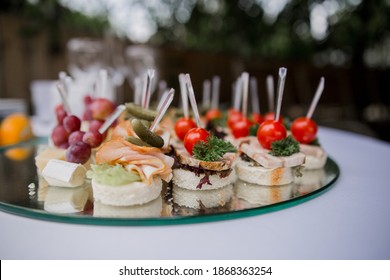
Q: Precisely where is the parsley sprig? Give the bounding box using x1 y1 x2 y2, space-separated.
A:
269 135 300 157
193 135 236 162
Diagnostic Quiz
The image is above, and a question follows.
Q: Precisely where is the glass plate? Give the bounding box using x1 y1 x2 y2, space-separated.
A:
0 139 339 226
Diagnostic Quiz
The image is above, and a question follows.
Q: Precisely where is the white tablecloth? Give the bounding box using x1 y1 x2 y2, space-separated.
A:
1 127 389 259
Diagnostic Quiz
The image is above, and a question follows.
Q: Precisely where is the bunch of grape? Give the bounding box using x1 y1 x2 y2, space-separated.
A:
51 104 104 164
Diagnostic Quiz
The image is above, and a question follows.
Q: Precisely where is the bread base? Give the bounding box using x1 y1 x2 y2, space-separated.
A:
93 196 162 218
172 168 236 190
235 179 294 205
92 177 162 206
172 184 233 209
236 160 293 185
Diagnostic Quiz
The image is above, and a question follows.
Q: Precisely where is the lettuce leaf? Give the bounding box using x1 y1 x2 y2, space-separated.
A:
87 164 140 186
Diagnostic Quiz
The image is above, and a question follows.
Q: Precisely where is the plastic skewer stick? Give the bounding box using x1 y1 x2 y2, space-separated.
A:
156 89 170 111
179 73 189 118
150 88 175 132
99 69 108 98
158 80 167 100
98 104 126 134
56 83 72 115
211 76 220 109
134 77 142 105
266 75 275 113
275 67 287 122
202 80 211 108
64 76 72 94
241 72 250 117
233 77 242 111
185 74 201 128
306 77 325 120
142 69 155 109
59 71 67 87
59 72 71 93
250 77 260 114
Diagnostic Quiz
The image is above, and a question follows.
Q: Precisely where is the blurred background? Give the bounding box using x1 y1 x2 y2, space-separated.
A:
1 0 390 141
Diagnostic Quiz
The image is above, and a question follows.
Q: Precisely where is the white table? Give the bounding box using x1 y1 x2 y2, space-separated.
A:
1 127 389 259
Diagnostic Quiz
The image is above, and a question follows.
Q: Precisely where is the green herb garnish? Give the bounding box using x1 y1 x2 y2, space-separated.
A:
211 116 227 128
310 138 321 146
193 135 236 162
249 123 259 136
269 135 300 157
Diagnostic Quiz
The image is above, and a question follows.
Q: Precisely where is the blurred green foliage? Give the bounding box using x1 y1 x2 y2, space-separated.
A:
2 0 390 66
151 0 390 67
0 0 108 53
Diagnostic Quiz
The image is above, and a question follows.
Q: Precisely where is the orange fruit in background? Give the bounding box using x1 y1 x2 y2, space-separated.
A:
4 147 33 161
0 113 33 146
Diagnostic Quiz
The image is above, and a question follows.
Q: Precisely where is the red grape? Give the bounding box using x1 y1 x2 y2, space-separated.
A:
55 104 67 124
83 131 103 148
89 119 104 132
68 130 85 145
82 108 93 121
51 125 69 147
83 95 93 105
66 141 91 164
63 115 81 133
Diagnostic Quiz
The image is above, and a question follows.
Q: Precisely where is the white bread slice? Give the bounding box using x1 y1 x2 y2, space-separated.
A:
299 144 327 170
239 136 305 168
173 184 233 209
235 159 293 185
235 179 294 205
93 196 162 218
92 177 162 206
172 168 236 190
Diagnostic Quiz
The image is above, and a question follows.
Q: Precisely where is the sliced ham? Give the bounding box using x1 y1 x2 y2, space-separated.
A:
239 136 305 169
174 145 235 171
96 137 173 185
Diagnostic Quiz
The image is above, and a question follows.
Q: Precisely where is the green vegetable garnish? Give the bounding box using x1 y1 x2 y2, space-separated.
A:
193 135 236 162
87 164 140 186
310 138 321 146
249 123 259 136
269 135 300 157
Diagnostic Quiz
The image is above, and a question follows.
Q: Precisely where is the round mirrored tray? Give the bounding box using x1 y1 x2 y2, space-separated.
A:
0 138 339 226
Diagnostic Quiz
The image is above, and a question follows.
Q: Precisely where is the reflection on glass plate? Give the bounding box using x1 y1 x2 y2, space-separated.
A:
0 141 339 226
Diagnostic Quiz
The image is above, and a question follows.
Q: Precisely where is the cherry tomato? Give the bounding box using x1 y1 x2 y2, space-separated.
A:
231 118 252 139
227 109 244 129
257 120 287 149
251 112 263 124
184 127 210 155
175 117 197 141
291 117 317 144
205 108 222 121
263 112 283 123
